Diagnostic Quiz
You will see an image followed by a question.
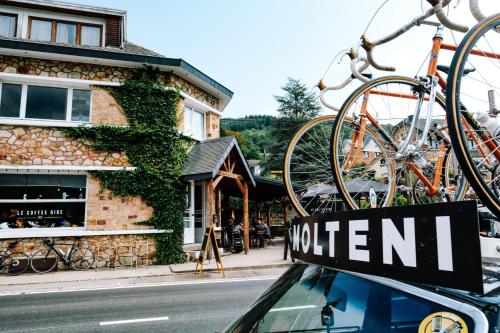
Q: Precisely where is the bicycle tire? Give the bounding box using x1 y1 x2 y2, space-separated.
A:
446 13 500 217
30 249 58 273
330 76 460 209
283 115 339 217
2 252 30 276
69 247 95 270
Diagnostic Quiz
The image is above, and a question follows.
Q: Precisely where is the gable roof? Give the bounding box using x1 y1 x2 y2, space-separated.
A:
181 136 256 187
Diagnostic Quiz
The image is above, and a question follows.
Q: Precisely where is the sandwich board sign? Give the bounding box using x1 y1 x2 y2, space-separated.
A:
195 224 224 277
291 200 483 293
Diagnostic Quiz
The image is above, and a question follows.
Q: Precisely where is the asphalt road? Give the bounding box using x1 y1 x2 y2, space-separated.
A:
0 277 275 333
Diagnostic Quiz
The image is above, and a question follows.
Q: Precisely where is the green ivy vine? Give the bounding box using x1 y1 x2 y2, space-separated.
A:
64 67 189 264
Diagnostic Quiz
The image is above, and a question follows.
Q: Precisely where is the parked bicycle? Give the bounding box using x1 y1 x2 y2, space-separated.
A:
30 238 95 273
0 241 30 276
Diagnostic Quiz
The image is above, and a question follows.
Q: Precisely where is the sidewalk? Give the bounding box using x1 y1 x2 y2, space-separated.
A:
0 238 292 293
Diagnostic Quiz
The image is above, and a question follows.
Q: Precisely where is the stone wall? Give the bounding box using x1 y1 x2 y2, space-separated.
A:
1 235 156 268
0 126 130 167
86 176 154 231
205 112 220 139
91 87 128 125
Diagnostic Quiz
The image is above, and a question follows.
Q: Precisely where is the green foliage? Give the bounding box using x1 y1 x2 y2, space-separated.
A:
220 115 276 131
263 78 322 175
396 192 409 206
63 67 189 264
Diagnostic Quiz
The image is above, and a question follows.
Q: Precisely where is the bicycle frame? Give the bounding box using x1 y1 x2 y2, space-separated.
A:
342 26 500 198
43 239 78 266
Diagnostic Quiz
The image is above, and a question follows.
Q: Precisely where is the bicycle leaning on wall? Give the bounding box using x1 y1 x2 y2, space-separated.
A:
30 238 95 273
0 241 30 275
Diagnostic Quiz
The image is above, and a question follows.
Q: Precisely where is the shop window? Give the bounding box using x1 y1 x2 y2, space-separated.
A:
25 86 67 120
0 174 86 229
0 83 91 122
184 106 205 141
0 13 17 37
0 83 22 117
29 17 102 47
56 22 77 44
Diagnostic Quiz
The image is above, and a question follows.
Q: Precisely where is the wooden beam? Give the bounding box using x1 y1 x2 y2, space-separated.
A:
216 189 222 227
282 198 289 227
208 180 214 226
243 181 249 254
266 202 271 225
234 178 245 194
217 170 243 180
229 160 236 173
256 202 262 219
213 175 223 189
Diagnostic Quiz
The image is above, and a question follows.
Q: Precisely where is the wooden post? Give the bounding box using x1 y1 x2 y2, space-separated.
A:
256 202 262 219
216 189 222 227
243 181 249 254
283 198 288 226
208 180 214 226
266 202 271 225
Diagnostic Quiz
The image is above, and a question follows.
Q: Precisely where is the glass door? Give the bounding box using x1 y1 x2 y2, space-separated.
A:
183 181 195 244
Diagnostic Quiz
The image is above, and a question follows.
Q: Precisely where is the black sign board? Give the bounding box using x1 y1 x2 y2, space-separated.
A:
291 201 483 293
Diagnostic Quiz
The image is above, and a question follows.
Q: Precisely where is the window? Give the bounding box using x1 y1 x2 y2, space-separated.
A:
0 83 91 122
0 13 16 37
56 22 76 44
81 25 101 46
0 83 22 117
29 17 102 46
30 19 52 41
26 86 67 120
243 265 475 333
0 174 86 229
184 106 205 140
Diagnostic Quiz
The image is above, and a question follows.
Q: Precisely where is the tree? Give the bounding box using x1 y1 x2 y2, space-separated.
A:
263 78 322 176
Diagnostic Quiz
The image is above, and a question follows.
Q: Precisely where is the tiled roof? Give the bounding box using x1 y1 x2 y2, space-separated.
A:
0 36 164 58
181 136 255 186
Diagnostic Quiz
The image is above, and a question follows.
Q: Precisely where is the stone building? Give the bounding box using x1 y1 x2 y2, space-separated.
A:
0 0 234 263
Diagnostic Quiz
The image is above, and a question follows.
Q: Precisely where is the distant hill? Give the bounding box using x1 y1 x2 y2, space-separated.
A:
220 115 277 132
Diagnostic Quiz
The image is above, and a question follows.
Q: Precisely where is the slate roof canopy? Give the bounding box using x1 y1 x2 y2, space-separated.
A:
181 136 256 187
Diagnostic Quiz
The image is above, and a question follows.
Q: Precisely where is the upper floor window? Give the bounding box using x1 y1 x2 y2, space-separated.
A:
0 83 91 122
184 106 205 141
0 13 17 37
29 17 102 47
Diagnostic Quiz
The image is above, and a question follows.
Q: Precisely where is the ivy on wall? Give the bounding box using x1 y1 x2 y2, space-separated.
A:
64 67 189 264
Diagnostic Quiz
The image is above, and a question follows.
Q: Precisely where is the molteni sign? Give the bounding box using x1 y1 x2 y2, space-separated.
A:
291 201 483 293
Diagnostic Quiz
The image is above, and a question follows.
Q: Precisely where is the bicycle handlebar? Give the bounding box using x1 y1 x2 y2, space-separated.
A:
432 0 469 33
319 54 370 112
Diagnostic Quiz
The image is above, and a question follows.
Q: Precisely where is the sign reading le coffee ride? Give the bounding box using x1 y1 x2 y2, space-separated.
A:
291 201 483 293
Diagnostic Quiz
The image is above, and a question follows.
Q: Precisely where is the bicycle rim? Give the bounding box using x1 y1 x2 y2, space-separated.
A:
283 115 341 216
447 13 500 217
30 249 58 273
3 252 30 275
69 247 95 270
331 76 451 208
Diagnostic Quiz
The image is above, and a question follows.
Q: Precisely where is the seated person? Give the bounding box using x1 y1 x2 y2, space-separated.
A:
263 222 272 240
233 221 242 234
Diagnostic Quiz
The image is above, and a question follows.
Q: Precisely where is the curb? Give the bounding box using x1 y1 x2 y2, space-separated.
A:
169 262 292 274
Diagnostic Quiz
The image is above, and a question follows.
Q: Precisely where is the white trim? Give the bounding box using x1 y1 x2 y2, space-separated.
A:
0 228 170 239
178 90 222 116
4 0 126 17
0 199 85 203
0 72 121 88
0 165 136 172
0 118 87 127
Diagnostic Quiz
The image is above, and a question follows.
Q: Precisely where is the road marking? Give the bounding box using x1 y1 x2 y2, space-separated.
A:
269 305 316 312
0 275 279 297
100 316 170 326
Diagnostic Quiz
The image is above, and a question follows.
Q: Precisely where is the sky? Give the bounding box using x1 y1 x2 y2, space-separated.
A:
74 0 499 118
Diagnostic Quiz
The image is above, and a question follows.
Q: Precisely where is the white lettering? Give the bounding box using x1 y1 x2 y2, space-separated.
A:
436 216 453 271
313 223 322 255
382 218 416 267
292 224 300 251
325 221 339 257
349 220 369 262
302 223 310 253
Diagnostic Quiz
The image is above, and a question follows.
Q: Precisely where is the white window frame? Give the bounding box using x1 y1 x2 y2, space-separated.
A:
0 82 92 124
0 171 88 232
183 105 206 141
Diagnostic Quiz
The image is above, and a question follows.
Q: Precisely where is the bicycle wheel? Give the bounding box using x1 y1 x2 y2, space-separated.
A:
446 13 500 217
331 76 461 209
69 247 95 270
2 252 30 275
30 249 58 273
283 115 343 216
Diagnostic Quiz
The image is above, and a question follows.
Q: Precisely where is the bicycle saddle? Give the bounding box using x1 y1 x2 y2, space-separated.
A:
437 64 475 76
